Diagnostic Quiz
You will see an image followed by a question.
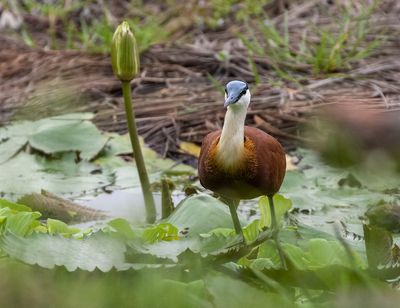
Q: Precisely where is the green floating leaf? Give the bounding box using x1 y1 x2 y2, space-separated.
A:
282 243 309 270
258 239 281 268
102 133 133 156
167 194 236 236
0 113 94 162
280 149 398 237
142 223 179 243
128 195 245 262
260 234 361 271
0 231 128 271
146 279 212 308
109 165 141 188
131 238 191 262
106 218 140 240
280 222 363 253
47 219 81 237
0 199 32 212
205 272 293 308
259 194 292 228
250 257 278 271
1 113 194 199
0 113 114 195
307 238 350 269
29 121 108 160
1 210 42 236
243 219 260 242
0 152 110 198
0 136 27 164
201 228 236 238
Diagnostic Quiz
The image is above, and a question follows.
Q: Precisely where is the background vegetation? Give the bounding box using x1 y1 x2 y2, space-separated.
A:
1 0 400 307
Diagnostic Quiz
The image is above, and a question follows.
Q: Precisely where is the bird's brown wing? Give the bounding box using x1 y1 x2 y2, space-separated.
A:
198 130 222 190
244 126 286 196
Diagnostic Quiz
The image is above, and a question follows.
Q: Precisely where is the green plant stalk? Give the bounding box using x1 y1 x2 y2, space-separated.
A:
122 81 156 223
161 178 174 219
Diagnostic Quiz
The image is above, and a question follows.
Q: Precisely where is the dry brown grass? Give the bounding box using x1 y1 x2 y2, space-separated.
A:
1 0 400 163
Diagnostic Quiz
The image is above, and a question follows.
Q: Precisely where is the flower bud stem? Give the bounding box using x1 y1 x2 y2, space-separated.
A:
122 80 156 223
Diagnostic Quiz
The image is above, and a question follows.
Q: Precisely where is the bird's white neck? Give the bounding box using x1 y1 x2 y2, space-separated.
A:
217 105 247 169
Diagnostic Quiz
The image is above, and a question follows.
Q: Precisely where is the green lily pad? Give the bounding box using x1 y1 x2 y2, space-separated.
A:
102 133 134 156
167 194 235 235
0 113 104 160
204 272 293 307
0 231 129 271
0 136 27 164
29 121 108 160
0 152 110 199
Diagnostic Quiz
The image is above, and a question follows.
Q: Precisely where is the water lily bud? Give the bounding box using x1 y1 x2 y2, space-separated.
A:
111 21 140 81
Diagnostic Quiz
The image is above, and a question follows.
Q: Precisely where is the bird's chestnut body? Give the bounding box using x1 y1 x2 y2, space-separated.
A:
198 126 286 199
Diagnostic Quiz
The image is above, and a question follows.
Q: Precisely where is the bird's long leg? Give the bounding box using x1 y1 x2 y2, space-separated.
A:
226 198 244 240
268 195 287 270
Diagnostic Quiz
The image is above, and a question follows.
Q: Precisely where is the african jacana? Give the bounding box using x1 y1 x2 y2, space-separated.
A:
198 80 287 268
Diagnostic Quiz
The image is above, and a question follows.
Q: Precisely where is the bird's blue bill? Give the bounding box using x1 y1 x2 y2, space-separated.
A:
224 95 239 108
224 80 248 108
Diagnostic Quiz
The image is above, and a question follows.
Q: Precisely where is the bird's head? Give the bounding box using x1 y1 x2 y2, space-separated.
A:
224 80 251 109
